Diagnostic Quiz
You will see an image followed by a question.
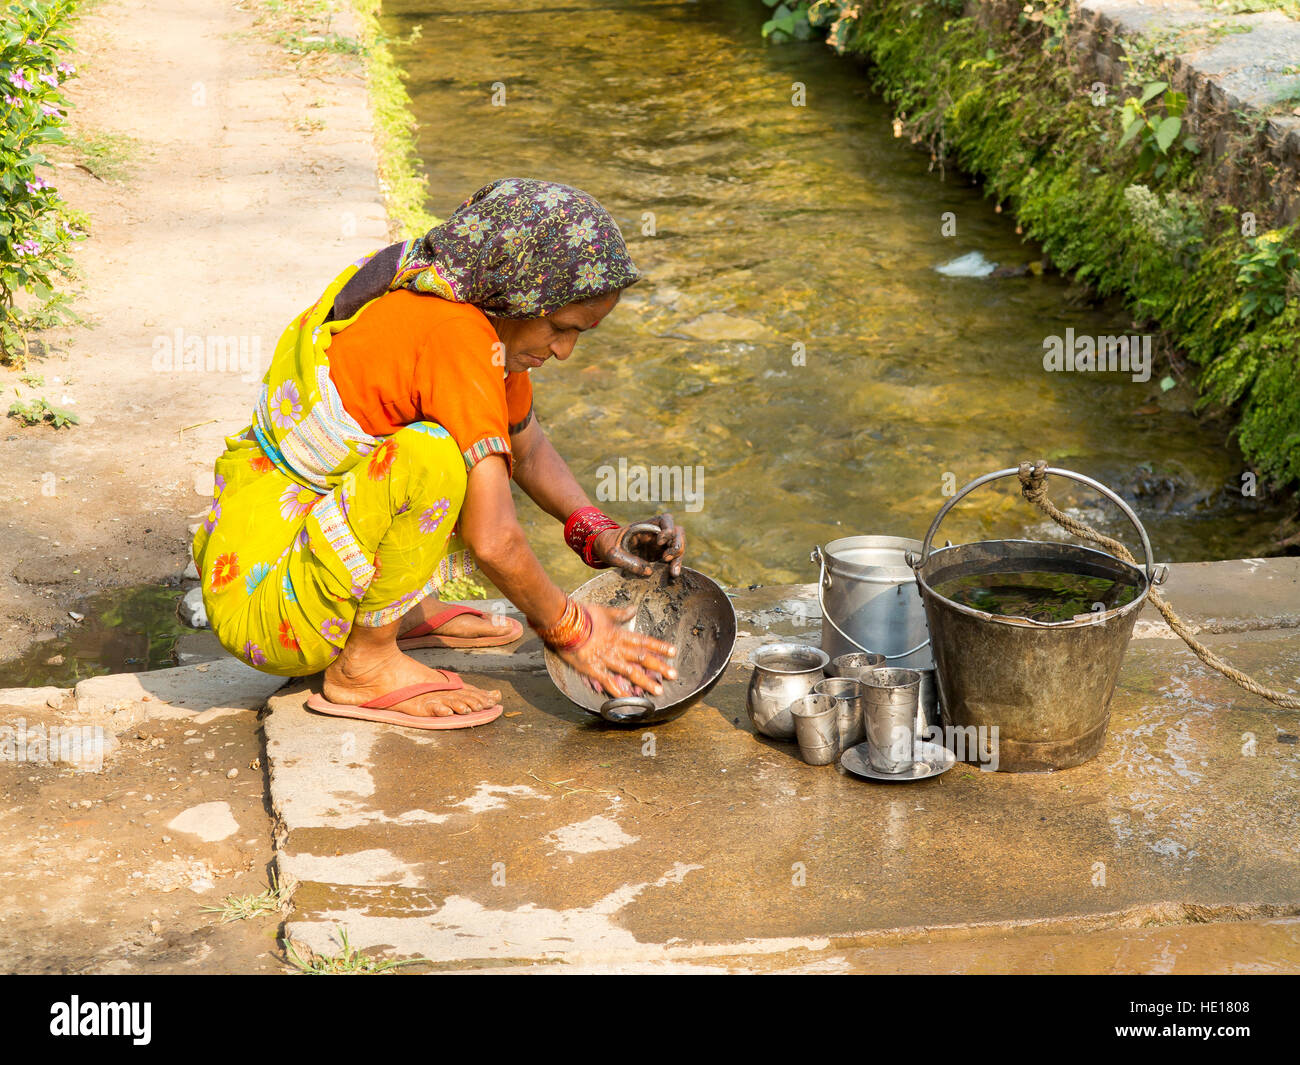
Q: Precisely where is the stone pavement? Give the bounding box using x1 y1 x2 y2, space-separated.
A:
260 560 1300 972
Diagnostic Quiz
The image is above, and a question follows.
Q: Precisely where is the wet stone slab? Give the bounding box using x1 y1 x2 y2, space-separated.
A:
265 596 1300 969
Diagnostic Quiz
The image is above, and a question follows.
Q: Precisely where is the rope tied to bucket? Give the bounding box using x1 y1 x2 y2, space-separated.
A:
1017 460 1300 711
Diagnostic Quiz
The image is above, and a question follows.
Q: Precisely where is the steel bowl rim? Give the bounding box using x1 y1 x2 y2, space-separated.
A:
544 565 738 719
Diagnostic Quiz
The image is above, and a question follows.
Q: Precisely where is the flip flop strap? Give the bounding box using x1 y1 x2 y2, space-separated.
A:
361 671 464 709
402 605 487 639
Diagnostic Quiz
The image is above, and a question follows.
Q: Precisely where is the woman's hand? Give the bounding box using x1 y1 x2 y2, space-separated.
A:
559 603 678 699
590 513 686 578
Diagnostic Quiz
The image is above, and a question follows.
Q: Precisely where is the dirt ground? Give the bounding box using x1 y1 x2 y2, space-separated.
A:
0 704 283 973
0 0 389 666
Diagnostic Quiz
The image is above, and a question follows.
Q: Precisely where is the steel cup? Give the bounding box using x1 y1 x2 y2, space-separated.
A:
913 663 944 742
827 651 885 680
791 693 840 766
863 668 922 773
813 676 866 749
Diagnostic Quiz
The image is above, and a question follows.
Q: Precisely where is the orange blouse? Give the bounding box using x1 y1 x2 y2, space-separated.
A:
326 289 533 475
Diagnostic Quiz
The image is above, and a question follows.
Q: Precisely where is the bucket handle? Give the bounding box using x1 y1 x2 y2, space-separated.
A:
909 466 1161 585
812 544 931 661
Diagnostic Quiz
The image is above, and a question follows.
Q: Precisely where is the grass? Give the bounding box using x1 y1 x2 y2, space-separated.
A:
347 0 440 238
65 128 139 182
283 926 431 974
200 873 295 923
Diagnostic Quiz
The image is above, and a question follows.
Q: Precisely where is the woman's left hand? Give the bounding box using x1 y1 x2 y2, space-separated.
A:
591 513 686 578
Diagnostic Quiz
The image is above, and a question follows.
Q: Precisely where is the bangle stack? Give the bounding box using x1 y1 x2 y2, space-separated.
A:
533 596 593 652
564 505 620 568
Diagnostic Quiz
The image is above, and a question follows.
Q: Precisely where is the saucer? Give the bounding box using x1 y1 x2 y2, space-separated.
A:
840 741 958 782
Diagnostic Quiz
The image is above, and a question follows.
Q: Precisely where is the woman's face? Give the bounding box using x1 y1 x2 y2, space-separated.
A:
489 290 621 374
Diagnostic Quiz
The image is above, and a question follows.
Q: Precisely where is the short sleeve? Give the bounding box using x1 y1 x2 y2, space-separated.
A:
412 314 514 476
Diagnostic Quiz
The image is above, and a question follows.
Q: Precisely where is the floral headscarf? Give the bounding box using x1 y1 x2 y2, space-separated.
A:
391 178 640 318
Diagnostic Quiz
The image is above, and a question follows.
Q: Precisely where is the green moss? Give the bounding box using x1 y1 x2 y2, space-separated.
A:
833 1 1300 492
346 0 440 238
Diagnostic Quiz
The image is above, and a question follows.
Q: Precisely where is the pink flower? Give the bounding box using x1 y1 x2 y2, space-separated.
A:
279 482 318 521
269 380 302 429
320 616 351 642
38 72 58 88
7 69 33 92
242 641 266 666
418 498 450 534
202 499 221 533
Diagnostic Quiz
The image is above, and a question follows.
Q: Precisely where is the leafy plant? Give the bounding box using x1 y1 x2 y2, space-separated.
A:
438 575 487 600
1118 81 1197 178
1124 184 1204 266
8 396 78 428
761 0 814 43
808 0 861 53
1018 0 1073 52
1 0 85 366
1232 227 1299 322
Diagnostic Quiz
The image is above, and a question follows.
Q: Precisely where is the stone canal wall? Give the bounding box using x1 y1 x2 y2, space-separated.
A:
789 0 1300 532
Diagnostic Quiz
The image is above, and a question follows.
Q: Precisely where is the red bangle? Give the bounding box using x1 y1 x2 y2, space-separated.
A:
564 506 619 568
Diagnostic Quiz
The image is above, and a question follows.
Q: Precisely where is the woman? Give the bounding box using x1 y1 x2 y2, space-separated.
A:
192 178 682 729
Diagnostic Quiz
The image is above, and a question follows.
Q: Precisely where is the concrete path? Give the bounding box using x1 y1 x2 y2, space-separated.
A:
263 561 1300 971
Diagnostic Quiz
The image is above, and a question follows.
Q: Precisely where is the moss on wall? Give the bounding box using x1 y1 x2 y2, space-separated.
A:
823 0 1299 495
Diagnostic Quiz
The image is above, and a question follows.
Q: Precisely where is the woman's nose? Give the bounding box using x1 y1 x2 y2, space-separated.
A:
550 333 577 360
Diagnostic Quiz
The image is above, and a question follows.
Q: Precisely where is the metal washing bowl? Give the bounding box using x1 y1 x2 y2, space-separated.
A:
544 564 738 725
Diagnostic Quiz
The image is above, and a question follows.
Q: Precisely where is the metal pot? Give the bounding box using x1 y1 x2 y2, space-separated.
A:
545 562 737 725
746 643 829 740
812 536 931 669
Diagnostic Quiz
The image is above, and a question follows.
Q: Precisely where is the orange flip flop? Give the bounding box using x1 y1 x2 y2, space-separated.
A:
304 670 503 730
396 605 524 650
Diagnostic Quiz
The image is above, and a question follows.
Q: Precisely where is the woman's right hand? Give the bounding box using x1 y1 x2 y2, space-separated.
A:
558 603 678 699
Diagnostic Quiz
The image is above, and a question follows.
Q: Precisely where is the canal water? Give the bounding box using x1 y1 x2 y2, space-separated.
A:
384 0 1281 590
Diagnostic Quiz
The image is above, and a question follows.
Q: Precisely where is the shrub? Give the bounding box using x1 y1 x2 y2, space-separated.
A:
1 0 84 366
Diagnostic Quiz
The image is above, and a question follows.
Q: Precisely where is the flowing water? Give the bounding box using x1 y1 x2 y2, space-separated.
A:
384 0 1284 591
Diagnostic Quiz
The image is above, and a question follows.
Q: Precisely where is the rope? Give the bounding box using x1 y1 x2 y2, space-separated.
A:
1017 460 1300 711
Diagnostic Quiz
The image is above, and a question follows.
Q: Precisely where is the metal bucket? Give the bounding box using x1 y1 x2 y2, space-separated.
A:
811 536 931 669
908 467 1166 773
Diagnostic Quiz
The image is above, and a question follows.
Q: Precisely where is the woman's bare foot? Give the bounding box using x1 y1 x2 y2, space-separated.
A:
325 620 502 717
397 598 523 642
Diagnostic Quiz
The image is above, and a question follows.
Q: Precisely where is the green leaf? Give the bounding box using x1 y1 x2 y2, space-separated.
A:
1154 115 1182 152
1117 117 1143 149
1139 81 1168 105
1160 376 1176 392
